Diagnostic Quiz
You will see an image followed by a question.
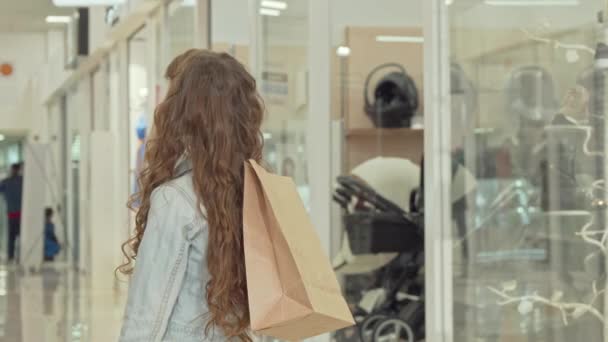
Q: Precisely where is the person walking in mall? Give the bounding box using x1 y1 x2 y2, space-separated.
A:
118 50 263 342
0 163 23 262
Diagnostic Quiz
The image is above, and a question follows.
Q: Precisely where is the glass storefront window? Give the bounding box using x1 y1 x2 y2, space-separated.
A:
92 60 110 131
167 0 196 60
211 0 250 65
257 0 310 209
443 1 607 341
329 2 425 341
154 17 165 104
128 28 149 198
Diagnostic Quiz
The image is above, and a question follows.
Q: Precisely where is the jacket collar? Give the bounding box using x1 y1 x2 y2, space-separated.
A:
174 156 193 178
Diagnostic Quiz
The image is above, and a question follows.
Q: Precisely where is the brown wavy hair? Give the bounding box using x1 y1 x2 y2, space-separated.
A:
119 49 264 341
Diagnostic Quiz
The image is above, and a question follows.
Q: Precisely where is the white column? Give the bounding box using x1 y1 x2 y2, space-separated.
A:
308 0 332 257
20 143 47 270
89 131 124 341
65 91 77 268
78 77 93 273
88 6 108 52
306 1 332 341
113 41 131 271
424 0 454 341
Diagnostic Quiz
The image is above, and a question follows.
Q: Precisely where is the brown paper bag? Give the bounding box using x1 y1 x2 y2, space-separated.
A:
243 160 354 341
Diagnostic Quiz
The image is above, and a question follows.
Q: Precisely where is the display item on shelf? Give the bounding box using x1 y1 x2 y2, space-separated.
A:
333 169 425 342
351 157 420 212
364 63 419 128
506 65 558 123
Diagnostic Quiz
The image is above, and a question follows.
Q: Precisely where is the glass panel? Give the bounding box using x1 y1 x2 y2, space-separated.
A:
257 0 310 209
167 0 196 60
92 62 109 131
448 1 606 341
128 28 149 199
67 88 80 266
154 17 165 104
211 0 250 65
60 95 69 260
329 2 425 341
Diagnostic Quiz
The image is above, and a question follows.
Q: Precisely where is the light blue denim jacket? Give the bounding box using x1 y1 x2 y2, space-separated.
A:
120 160 224 341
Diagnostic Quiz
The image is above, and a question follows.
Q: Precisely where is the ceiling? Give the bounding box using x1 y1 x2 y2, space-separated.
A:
0 0 73 33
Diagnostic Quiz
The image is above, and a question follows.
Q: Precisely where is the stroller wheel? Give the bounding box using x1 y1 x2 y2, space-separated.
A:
359 314 387 342
372 317 415 342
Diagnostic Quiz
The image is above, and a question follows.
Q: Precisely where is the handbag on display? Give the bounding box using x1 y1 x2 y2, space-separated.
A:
242 160 354 341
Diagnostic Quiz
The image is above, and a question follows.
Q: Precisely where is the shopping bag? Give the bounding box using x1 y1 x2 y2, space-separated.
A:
243 160 354 341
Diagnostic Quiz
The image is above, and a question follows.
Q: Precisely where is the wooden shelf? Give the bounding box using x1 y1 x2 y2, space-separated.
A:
345 128 424 168
346 128 423 138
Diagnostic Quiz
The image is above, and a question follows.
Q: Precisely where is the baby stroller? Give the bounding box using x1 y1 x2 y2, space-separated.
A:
333 172 425 342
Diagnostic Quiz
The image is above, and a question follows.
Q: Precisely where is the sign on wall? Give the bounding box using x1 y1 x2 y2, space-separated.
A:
262 71 289 105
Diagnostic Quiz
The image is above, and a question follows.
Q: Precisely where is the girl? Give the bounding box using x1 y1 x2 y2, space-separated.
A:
119 49 264 342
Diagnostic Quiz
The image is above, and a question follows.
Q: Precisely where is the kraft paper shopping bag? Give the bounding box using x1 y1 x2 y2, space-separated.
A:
243 160 354 341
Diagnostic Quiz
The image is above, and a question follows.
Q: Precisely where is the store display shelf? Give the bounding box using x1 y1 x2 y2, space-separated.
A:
345 127 423 138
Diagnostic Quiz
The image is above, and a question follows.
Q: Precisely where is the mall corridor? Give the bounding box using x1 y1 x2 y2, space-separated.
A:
2 0 608 341
0 263 126 341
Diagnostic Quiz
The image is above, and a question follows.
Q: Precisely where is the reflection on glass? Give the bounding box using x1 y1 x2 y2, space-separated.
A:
211 0 251 67
167 0 195 60
449 1 606 341
258 0 310 208
329 2 425 341
71 133 80 265
128 29 149 199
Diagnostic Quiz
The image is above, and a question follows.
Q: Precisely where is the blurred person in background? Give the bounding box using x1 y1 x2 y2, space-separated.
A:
0 163 23 261
44 207 60 262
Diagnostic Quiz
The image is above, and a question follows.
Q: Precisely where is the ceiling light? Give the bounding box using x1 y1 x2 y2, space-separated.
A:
46 16 72 24
336 46 351 57
263 132 273 140
261 0 287 10
52 0 125 6
260 8 281 16
376 35 424 43
485 0 578 5
0 134 5 142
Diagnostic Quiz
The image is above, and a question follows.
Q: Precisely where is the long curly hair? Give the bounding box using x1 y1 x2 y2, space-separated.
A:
118 49 264 341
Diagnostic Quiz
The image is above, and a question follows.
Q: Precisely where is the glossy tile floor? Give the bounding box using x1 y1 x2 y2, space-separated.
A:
0 262 127 342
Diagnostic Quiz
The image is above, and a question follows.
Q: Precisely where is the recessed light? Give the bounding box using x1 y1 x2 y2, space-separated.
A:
261 0 287 10
46 16 72 24
336 46 351 57
485 0 578 5
260 8 281 16
52 0 125 6
376 35 424 43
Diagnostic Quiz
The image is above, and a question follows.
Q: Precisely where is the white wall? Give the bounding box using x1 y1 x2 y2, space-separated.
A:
0 33 48 133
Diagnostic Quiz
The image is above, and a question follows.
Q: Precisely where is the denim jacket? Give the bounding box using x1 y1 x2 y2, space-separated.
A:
120 160 224 341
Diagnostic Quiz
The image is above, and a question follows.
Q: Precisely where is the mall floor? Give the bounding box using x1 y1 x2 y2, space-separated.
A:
0 263 126 342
